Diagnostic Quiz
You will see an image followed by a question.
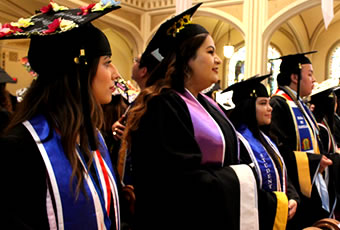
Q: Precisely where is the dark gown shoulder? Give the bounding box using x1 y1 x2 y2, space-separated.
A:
0 123 49 229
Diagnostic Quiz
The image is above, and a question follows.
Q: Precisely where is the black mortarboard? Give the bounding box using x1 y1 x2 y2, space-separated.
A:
0 67 17 84
222 74 271 104
140 2 207 66
0 0 121 150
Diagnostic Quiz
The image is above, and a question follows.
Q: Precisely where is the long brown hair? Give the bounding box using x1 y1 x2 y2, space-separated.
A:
0 83 13 112
119 33 208 159
6 57 104 197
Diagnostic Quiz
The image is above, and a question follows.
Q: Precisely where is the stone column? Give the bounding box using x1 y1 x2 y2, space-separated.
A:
243 0 268 77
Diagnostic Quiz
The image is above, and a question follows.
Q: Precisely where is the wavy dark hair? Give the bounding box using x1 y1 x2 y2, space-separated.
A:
119 33 209 159
5 56 104 197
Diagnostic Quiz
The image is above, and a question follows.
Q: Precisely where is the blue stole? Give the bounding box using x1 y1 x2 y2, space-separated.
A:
275 88 319 153
176 89 227 165
238 125 287 193
23 114 120 230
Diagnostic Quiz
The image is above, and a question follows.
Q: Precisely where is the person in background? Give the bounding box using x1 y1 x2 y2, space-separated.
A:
120 3 264 229
224 74 299 230
308 79 340 220
269 52 338 229
0 1 122 229
333 86 340 148
0 67 17 134
309 79 339 154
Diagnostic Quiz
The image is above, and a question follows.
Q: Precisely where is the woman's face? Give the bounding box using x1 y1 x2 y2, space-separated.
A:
256 97 272 126
187 35 222 95
92 56 120 104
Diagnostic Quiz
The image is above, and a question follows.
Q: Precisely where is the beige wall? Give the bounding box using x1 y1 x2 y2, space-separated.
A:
313 19 340 82
1 0 340 94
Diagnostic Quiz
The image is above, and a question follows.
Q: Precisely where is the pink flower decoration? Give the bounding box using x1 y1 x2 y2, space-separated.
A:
78 3 96 15
43 18 61 34
0 23 23 38
40 4 53 13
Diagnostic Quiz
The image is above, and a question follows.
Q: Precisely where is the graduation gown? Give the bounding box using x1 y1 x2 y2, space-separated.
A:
270 86 338 229
334 114 340 148
237 125 300 230
0 117 120 230
130 89 259 230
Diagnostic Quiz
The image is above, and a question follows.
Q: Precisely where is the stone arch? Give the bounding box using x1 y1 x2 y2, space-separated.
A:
263 0 320 50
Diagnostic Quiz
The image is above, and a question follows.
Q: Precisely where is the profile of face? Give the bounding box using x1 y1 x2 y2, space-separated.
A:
298 63 316 97
256 97 272 126
187 35 222 93
92 55 120 104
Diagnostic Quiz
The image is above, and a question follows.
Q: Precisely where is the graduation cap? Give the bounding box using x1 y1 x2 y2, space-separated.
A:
334 86 340 98
140 2 206 66
270 51 317 99
222 74 271 105
1 1 120 76
0 0 121 150
0 67 17 84
310 78 339 102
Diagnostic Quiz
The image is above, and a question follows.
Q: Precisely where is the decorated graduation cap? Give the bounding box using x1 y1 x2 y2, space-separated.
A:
271 51 316 99
140 2 206 66
0 0 121 150
0 1 120 76
222 74 271 105
0 67 17 84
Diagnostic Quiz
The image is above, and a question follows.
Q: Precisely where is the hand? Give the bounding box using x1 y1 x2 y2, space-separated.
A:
112 115 126 141
319 155 332 173
288 199 297 220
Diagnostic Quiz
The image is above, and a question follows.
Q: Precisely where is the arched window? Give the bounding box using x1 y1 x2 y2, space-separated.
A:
267 46 282 95
328 42 340 80
228 45 281 95
228 47 245 86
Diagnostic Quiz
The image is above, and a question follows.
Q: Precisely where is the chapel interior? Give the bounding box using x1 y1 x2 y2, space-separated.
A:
0 0 339 95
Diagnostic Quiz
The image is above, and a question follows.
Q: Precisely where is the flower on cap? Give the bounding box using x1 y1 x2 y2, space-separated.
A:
166 14 192 37
92 0 120 12
78 3 96 15
40 1 69 14
10 18 34 28
0 23 23 38
43 18 77 34
59 19 77 32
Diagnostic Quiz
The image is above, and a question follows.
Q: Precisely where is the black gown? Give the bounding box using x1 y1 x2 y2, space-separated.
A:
334 114 340 148
270 92 338 229
129 89 257 230
238 132 300 230
0 124 121 230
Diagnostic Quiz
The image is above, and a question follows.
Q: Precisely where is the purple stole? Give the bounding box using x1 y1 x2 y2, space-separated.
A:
176 89 226 165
